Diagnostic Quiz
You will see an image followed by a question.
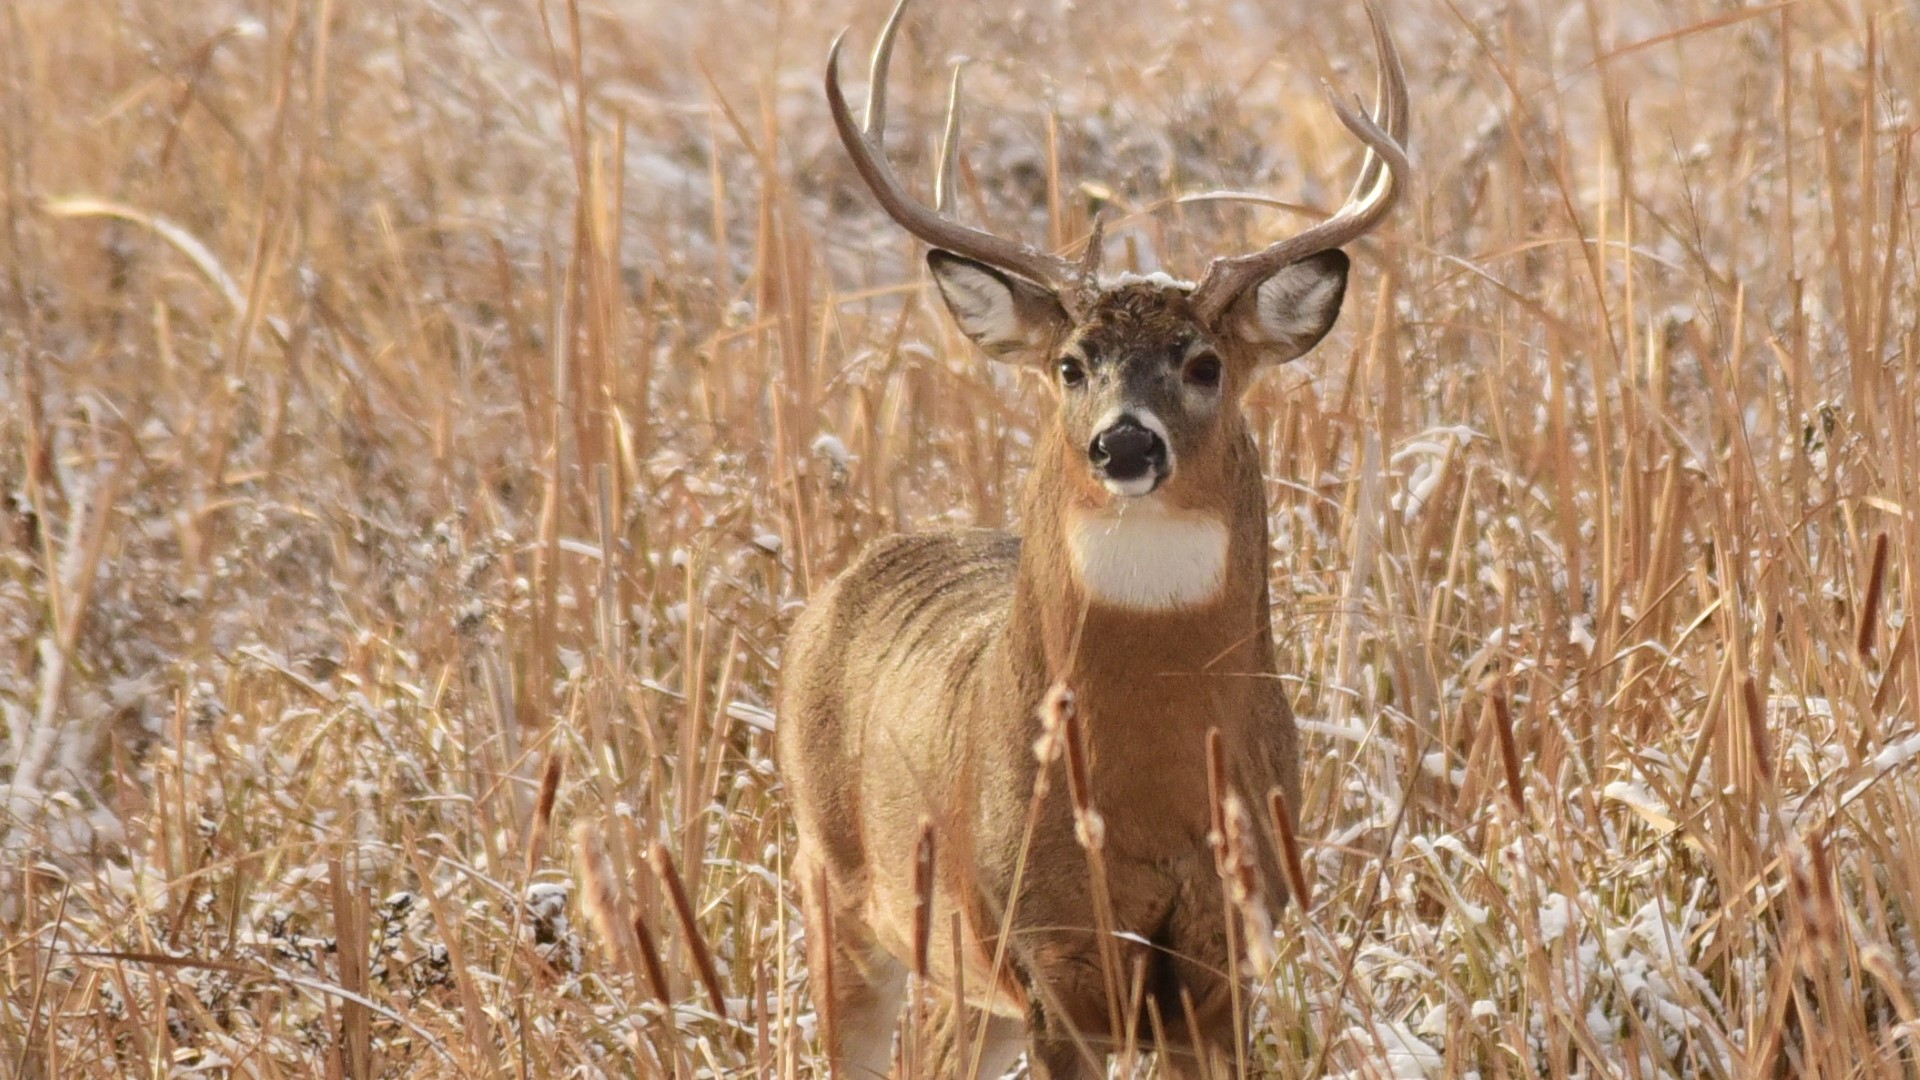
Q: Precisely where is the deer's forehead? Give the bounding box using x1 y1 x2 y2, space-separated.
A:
1068 283 1205 360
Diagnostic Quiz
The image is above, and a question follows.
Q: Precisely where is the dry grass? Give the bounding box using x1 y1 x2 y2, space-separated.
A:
2 0 1918 1076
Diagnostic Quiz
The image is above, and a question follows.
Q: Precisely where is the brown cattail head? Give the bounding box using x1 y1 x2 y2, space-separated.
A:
650 841 729 1018
1205 727 1229 846
1483 685 1525 814
1267 787 1312 912
1858 530 1889 659
525 752 565 879
632 909 673 1007
1788 828 1839 964
1740 676 1773 785
911 820 936 979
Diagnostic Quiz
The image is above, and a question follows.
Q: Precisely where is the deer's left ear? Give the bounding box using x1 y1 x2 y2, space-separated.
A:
1216 249 1349 363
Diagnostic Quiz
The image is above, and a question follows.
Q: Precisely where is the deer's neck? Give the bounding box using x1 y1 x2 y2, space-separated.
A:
1007 430 1276 734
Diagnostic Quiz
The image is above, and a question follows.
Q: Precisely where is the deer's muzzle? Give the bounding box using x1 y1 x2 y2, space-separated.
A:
1088 416 1169 496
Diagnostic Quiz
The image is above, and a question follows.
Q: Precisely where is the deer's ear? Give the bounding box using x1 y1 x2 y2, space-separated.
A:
1217 249 1349 363
928 250 1070 362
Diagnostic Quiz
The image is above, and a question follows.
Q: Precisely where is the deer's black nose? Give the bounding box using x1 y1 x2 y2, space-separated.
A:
1088 419 1166 482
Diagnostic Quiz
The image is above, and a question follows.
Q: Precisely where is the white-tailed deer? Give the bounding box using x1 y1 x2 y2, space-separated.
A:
779 2 1408 1076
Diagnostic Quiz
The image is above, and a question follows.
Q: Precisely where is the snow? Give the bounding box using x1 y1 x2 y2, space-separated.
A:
1873 731 1920 772
1603 780 1678 834
1101 269 1195 290
1538 893 1575 944
1340 1020 1443 1078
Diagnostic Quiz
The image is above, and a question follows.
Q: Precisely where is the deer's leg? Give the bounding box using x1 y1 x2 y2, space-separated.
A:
1145 972 1236 1080
972 1015 1028 1079
924 1001 1026 1079
1028 1026 1102 1080
1155 1037 1232 1080
1152 895 1243 1080
833 950 907 1080
1018 944 1119 1080
801 863 908 1079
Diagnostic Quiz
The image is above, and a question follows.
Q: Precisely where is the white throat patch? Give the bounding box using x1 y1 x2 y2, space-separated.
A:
1066 501 1229 612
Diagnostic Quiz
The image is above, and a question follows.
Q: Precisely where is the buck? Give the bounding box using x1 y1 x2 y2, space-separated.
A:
778 2 1407 1076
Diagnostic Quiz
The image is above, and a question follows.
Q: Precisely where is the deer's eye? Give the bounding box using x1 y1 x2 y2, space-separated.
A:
1183 354 1223 388
1057 358 1087 388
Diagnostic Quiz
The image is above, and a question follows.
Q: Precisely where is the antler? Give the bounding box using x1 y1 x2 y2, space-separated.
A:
826 0 1089 299
1188 0 1411 324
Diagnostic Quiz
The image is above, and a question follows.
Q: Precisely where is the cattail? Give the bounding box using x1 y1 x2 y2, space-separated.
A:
1857 530 1889 659
631 910 673 1007
911 820 936 979
1485 688 1525 813
1789 829 1839 963
573 821 673 1006
572 822 629 973
1058 690 1104 851
1267 787 1312 912
1218 792 1274 969
650 841 729 1018
812 865 839 1072
948 911 969 1059
1741 676 1773 785
1205 728 1228 846
524 753 564 880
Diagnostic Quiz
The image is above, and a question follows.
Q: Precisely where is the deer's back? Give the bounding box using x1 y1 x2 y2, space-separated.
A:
777 529 1023 884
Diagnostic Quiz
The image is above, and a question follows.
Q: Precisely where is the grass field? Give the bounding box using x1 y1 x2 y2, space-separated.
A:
3 0 1918 1076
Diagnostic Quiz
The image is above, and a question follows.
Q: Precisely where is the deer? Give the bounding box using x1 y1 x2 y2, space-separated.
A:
778 1 1408 1076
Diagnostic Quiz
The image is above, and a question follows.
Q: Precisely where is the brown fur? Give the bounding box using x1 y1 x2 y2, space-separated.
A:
778 268 1338 1078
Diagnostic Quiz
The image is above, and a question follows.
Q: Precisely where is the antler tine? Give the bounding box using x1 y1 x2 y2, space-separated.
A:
933 61 965 214
1342 2 1405 207
826 0 1082 295
1190 0 1410 324
863 0 911 142
1336 6 1397 208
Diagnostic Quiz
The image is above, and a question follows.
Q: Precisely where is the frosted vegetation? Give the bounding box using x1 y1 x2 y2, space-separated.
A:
1 0 1917 1076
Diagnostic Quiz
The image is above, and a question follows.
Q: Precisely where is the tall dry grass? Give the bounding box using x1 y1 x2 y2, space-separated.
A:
1 0 1917 1076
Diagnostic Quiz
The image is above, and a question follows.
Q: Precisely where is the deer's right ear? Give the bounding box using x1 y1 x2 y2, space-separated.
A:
928 250 1070 362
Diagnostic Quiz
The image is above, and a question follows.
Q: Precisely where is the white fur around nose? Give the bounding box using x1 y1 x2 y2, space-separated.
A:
1066 500 1229 612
